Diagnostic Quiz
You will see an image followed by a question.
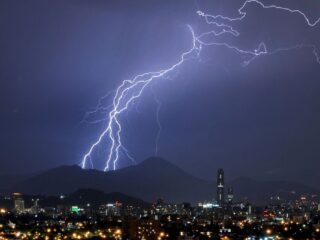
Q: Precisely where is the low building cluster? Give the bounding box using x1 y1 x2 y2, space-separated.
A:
0 169 319 239
0 195 319 239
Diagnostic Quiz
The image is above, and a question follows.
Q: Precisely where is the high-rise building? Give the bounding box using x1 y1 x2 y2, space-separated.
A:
227 187 234 205
13 193 25 213
30 198 40 214
216 168 225 208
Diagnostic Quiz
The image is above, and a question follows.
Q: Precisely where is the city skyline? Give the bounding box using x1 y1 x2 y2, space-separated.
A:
0 166 319 239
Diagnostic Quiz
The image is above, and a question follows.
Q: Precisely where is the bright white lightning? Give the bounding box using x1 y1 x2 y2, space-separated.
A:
197 0 320 27
196 0 320 65
81 0 320 171
81 26 201 171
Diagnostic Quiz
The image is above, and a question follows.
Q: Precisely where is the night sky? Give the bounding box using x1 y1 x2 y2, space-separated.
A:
1 0 320 187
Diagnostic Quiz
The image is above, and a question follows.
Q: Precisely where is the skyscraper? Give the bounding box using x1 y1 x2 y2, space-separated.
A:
13 193 25 213
217 168 225 208
227 187 234 205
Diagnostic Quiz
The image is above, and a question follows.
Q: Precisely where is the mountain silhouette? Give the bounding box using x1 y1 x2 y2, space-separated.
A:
228 176 319 204
5 157 319 205
10 157 214 204
64 188 149 207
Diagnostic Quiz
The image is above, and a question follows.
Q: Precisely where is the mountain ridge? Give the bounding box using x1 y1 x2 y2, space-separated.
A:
1 157 318 205
9 157 213 204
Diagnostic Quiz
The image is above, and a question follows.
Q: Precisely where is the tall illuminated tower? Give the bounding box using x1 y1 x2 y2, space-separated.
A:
216 168 225 208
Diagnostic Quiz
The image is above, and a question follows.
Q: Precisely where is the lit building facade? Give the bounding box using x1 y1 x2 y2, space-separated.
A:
216 168 225 208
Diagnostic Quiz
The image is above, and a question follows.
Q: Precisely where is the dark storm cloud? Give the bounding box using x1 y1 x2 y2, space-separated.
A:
0 0 319 187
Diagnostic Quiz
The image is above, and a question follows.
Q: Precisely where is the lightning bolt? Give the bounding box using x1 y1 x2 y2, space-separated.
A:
196 0 320 65
198 0 320 27
81 0 320 171
81 26 201 171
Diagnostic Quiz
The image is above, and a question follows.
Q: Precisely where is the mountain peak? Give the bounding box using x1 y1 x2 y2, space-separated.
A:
139 157 174 167
10 157 212 203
